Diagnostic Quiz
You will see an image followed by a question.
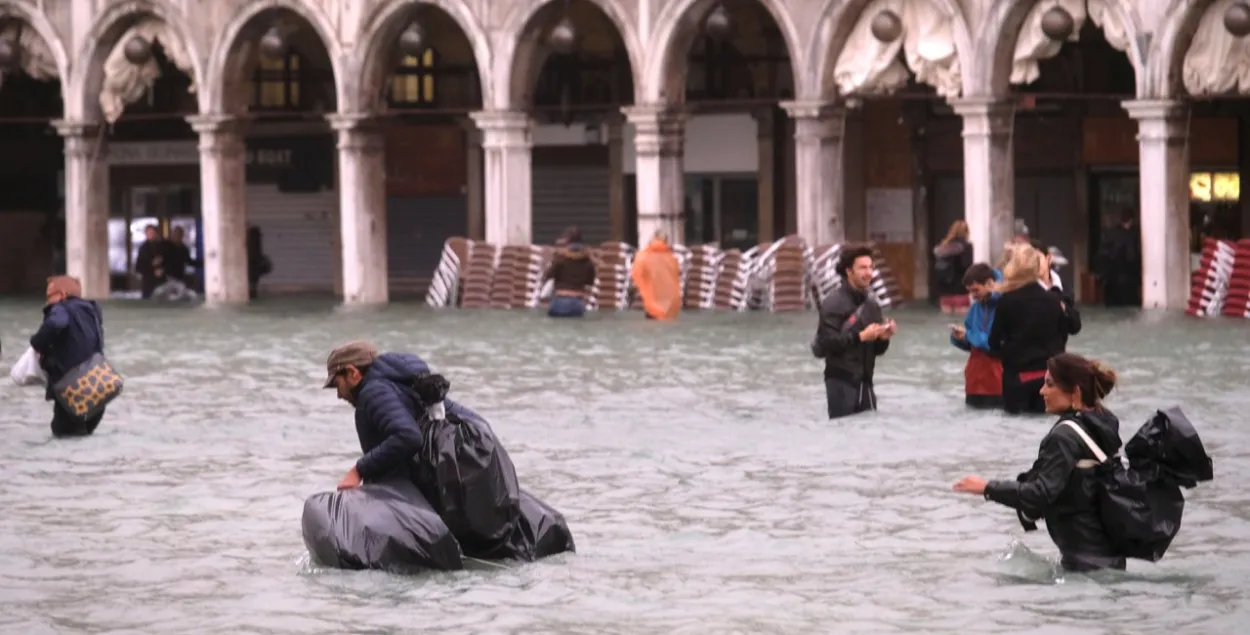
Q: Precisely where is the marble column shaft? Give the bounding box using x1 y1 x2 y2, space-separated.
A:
624 105 685 246
471 110 532 246
54 120 110 299
188 115 249 305
952 98 1015 266
783 101 846 247
330 113 389 305
1124 100 1191 310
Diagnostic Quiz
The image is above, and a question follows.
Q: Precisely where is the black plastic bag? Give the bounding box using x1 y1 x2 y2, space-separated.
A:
1093 406 1214 562
411 373 522 557
511 488 577 560
301 479 463 572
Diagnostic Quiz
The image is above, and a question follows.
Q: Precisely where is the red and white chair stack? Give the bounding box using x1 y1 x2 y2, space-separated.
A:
1220 239 1250 318
1187 238 1236 317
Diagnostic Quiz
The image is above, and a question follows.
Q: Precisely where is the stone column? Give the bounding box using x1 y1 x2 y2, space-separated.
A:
623 105 685 245
951 97 1015 266
464 125 484 241
1124 100 1191 310
470 110 532 245
187 115 249 304
753 108 776 242
54 121 110 299
329 113 389 305
782 101 846 247
607 114 626 242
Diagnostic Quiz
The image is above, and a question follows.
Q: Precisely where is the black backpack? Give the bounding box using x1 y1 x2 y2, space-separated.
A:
1061 407 1214 562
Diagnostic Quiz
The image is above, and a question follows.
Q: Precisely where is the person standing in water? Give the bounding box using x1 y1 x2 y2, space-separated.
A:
953 353 1126 572
949 263 1003 409
543 226 598 318
988 245 1070 415
630 230 681 320
811 243 895 419
29 276 108 437
933 220 974 314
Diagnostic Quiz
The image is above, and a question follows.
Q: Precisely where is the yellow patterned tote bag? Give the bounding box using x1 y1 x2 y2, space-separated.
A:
52 352 124 421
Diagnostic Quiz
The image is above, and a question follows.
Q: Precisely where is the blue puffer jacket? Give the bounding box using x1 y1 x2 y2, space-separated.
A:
352 353 482 482
951 269 1003 353
29 297 104 399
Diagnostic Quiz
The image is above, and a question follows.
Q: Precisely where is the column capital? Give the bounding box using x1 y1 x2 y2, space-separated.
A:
948 96 1015 118
187 113 246 135
328 112 385 155
51 119 100 139
470 110 531 149
780 100 844 121
621 104 684 126
1121 99 1188 123
623 105 684 157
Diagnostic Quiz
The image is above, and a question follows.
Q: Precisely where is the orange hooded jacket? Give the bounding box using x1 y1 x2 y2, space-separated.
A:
631 239 681 320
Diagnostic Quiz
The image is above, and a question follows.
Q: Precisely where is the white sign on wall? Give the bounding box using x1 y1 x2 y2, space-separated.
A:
107 140 199 166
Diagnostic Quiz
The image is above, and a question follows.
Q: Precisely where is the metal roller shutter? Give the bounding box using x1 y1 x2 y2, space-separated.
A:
246 184 337 292
387 196 468 295
531 164 611 246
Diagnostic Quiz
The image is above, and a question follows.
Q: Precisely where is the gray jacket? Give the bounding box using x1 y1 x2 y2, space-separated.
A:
810 283 889 383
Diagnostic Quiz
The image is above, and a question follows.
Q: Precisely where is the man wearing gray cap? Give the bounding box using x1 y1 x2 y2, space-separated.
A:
323 340 429 491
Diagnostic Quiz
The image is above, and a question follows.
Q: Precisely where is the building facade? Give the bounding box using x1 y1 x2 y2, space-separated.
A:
0 0 1243 308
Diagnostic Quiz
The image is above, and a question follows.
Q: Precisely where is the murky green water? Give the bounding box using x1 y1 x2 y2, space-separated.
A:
1 298 1247 633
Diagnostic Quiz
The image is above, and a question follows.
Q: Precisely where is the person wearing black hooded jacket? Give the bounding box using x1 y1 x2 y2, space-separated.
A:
322 341 480 489
954 353 1126 572
29 276 107 437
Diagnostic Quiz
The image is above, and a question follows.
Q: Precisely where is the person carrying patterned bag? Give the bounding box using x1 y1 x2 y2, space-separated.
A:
29 276 108 438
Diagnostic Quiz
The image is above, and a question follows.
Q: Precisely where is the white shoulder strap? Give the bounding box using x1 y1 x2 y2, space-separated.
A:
1058 420 1107 463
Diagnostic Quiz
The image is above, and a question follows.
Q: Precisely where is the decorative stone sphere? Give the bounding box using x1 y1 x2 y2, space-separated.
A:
123 35 152 65
259 26 287 61
548 18 576 54
1225 1 1250 38
704 5 731 41
398 22 426 57
870 10 903 43
0 36 18 70
1040 6 1075 41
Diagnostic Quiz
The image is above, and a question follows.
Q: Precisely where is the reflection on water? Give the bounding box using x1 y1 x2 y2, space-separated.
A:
1 298 1247 633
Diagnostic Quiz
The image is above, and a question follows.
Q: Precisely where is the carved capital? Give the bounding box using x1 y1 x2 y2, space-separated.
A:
622 105 684 157
781 101 846 143
52 119 102 160
471 110 532 150
950 97 1014 138
328 113 385 156
187 114 246 160
1122 100 1188 145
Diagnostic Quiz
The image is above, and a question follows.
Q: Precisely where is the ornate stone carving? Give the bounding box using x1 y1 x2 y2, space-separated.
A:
53 120 103 161
328 113 385 157
832 0 962 99
623 105 684 158
100 18 197 124
0 21 58 89
1183 0 1250 96
1011 0 1130 86
188 114 246 160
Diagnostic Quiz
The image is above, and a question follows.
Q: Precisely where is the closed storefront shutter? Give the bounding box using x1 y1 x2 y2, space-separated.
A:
246 184 337 292
387 196 468 295
531 159 612 246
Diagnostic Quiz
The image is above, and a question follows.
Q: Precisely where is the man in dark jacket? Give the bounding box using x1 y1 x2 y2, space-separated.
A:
811 244 895 419
135 225 166 299
30 276 106 437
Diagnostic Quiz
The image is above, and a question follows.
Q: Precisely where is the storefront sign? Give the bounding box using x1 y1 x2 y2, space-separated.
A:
107 136 335 190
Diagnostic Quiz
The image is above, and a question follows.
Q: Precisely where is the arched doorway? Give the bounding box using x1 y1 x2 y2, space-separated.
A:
507 0 636 247
206 3 341 302
0 9 66 294
980 0 1140 299
355 1 488 298
640 0 797 248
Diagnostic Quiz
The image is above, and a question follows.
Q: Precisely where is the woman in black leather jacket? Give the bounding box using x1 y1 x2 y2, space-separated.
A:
953 353 1126 571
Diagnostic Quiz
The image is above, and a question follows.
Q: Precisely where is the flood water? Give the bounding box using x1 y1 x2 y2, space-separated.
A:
1 297 1247 634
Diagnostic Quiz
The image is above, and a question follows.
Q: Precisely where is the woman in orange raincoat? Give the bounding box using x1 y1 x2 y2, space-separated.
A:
630 231 681 320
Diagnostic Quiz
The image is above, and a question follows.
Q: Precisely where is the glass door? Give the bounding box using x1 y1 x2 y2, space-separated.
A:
108 183 200 288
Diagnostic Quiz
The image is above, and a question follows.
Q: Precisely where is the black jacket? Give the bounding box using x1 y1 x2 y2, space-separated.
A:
352 353 477 482
933 239 973 296
985 408 1126 571
29 297 104 400
988 283 1075 371
544 244 598 293
810 283 889 383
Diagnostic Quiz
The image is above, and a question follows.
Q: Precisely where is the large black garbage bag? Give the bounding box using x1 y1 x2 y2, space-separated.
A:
411 373 522 557
301 479 463 572
1093 406 1214 562
512 488 577 560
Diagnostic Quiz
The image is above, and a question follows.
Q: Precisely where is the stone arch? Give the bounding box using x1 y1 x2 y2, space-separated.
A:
0 1 71 86
494 0 644 111
977 0 1145 97
1152 0 1241 99
205 0 344 114
641 0 806 105
353 0 493 113
810 0 975 101
65 0 205 122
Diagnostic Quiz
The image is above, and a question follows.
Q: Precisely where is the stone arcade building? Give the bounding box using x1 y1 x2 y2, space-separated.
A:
0 0 1245 309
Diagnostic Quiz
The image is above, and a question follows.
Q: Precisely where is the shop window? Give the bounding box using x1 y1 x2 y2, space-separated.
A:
253 53 302 110
1189 171 1242 251
390 49 437 106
